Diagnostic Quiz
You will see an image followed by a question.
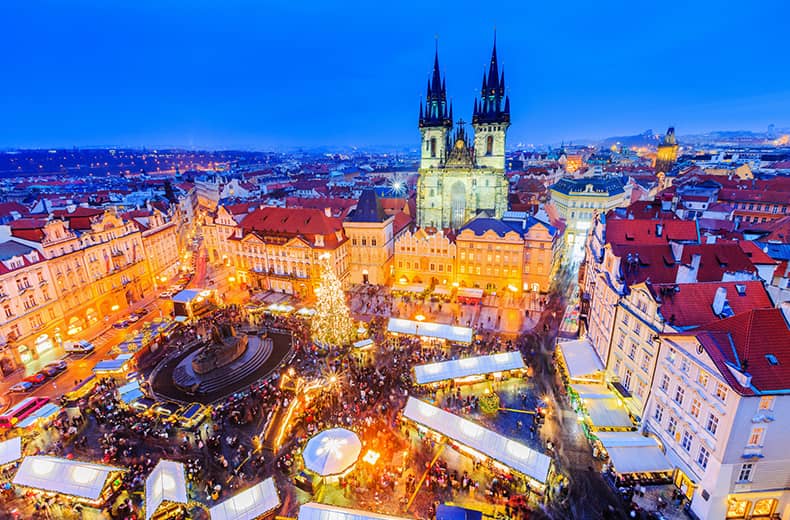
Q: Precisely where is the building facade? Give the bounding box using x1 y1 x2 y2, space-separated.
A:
344 190 394 286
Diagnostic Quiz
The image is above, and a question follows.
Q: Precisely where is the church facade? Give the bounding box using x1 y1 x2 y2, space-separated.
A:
416 41 510 230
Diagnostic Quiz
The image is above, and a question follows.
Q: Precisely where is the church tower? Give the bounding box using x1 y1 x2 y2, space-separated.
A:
655 126 679 175
419 47 453 170
472 36 510 171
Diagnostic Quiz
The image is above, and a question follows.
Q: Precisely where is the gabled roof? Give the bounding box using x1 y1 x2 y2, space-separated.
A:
605 219 698 246
346 189 386 223
238 207 345 248
696 309 790 394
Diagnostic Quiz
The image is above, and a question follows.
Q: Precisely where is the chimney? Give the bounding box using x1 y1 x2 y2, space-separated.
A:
675 254 701 284
712 287 728 316
656 223 663 237
324 207 332 218
671 242 684 263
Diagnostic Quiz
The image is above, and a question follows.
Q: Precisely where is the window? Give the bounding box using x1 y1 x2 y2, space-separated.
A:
705 413 719 436
681 430 693 452
628 343 637 361
617 336 625 351
697 446 710 470
623 369 632 391
636 380 646 399
753 498 777 517
680 357 690 373
640 355 649 373
613 358 621 375
660 374 670 392
748 427 764 447
737 463 753 482
674 386 685 406
715 383 728 402
667 416 677 436
667 347 677 364
690 399 701 419
3 305 11 318
697 371 709 388
371 239 376 246
758 396 775 411
623 314 630 327
654 403 664 423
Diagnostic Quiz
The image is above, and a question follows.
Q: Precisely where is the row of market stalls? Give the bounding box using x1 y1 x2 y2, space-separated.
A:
392 283 484 304
387 318 474 346
413 351 526 386
555 338 673 485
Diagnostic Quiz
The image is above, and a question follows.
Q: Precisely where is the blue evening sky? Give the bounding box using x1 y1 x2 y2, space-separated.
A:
1 0 789 149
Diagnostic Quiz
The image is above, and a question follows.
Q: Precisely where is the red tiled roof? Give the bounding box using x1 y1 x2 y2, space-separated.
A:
731 240 779 265
238 207 345 248
605 219 698 246
650 281 772 329
392 212 413 236
719 188 790 205
0 202 30 219
697 309 790 394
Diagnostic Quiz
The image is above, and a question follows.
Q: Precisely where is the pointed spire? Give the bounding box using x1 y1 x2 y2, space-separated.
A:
487 30 499 90
449 101 453 123
419 101 423 120
473 98 478 116
500 68 505 94
504 96 510 114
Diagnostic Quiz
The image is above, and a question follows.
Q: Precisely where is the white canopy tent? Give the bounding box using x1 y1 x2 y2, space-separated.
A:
302 428 362 477
387 318 473 344
457 287 484 300
16 403 61 429
209 477 279 520
13 456 122 501
0 436 22 466
414 351 525 385
298 502 413 520
431 286 451 296
353 339 374 349
596 433 672 474
395 284 427 294
402 397 551 484
558 339 604 380
570 384 633 428
145 459 188 520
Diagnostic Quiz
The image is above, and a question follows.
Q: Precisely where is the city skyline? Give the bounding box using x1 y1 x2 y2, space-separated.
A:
2 0 790 150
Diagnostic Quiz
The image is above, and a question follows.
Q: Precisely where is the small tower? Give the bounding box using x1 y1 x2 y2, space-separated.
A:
419 44 453 170
655 126 679 175
472 34 510 171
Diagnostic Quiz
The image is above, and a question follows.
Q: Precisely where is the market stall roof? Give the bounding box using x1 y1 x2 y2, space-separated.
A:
0 436 22 466
436 505 483 520
93 355 133 374
118 381 144 405
171 289 202 304
297 307 316 316
298 502 413 520
432 286 451 296
570 383 615 399
395 283 427 294
303 428 362 477
595 432 657 448
414 351 525 385
403 397 551 484
457 287 484 299
387 318 473 344
13 456 123 501
353 339 374 349
16 403 61 429
606 441 672 474
145 459 187 520
209 477 279 520
558 339 604 379
584 398 632 428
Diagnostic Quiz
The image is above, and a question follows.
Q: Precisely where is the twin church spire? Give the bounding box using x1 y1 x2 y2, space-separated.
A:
418 46 453 129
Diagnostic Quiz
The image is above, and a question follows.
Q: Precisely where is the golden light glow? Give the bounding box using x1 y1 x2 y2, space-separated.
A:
363 450 380 465
415 314 425 322
111 304 120 311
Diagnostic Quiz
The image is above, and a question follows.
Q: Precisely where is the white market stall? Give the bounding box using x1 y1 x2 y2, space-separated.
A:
456 287 483 303
302 428 362 477
595 432 672 476
16 403 62 429
431 286 451 297
145 459 188 520
298 502 413 520
387 318 473 345
395 284 427 295
570 384 634 431
209 477 280 520
0 436 22 466
557 338 604 382
414 351 525 385
13 456 124 504
402 397 551 486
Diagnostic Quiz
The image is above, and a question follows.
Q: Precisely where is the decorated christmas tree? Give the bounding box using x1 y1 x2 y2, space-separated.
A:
311 254 356 348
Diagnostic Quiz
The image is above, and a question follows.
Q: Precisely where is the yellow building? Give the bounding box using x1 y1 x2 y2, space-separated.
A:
343 190 394 286
125 208 181 290
393 227 456 287
456 219 524 293
654 126 679 175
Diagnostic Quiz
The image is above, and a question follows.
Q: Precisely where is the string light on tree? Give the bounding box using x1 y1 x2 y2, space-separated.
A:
312 253 355 348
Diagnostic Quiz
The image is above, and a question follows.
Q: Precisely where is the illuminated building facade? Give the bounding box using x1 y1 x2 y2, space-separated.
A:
344 190 394 286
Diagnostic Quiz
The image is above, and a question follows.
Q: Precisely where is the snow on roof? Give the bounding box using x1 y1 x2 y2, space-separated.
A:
209 477 280 520
413 351 525 385
13 456 123 501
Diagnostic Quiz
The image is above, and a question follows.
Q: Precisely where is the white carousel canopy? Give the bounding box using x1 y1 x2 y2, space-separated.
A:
0 436 22 466
414 351 525 385
145 459 187 520
13 456 122 501
402 397 551 484
209 477 280 520
302 428 362 477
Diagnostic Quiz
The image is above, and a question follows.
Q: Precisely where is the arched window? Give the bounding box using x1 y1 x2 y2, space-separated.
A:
430 138 437 157
486 135 494 156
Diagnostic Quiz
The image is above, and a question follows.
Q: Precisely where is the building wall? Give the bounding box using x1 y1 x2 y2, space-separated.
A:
416 168 508 229
456 228 524 293
522 222 557 293
393 229 455 286
141 213 180 289
344 218 394 286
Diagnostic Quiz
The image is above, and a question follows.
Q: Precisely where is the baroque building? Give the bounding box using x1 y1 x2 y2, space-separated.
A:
416 41 509 229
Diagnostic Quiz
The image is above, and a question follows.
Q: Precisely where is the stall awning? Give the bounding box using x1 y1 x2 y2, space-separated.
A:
570 384 614 399
584 398 632 428
558 339 604 379
436 505 483 520
171 289 202 304
118 381 144 405
432 286 451 296
209 477 279 520
353 339 374 349
298 502 413 520
606 442 672 474
596 432 657 448
396 284 427 294
414 351 525 385
402 397 551 484
13 456 122 501
0 436 22 466
457 288 484 300
145 459 187 520
16 403 61 429
387 318 473 344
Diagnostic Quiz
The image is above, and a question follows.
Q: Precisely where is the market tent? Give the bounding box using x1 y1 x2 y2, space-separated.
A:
297 307 316 316
387 318 473 344
209 477 279 520
298 502 413 520
584 398 632 428
0 436 22 466
145 459 187 520
402 397 551 484
118 381 144 405
436 505 483 520
414 351 525 385
570 384 615 399
432 286 451 296
457 288 483 300
602 434 672 474
171 289 201 304
558 339 604 379
302 428 361 477
353 339 374 349
396 284 427 294
16 403 61 429
13 456 122 501
596 432 657 448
